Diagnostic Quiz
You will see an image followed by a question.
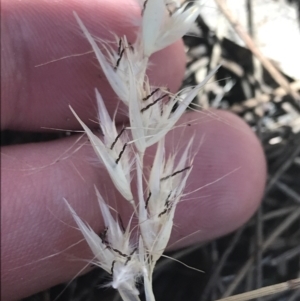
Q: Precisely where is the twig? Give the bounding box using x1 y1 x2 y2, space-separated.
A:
112 291 122 301
271 245 300 266
222 208 300 297
286 288 300 301
214 278 300 301
255 206 263 293
264 206 299 220
201 226 245 301
211 241 219 300
266 144 300 194
245 206 298 226
246 0 264 127
245 240 254 292
245 272 254 293
214 0 300 103
275 181 300 204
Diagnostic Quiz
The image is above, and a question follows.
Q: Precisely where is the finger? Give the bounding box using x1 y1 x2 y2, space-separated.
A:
1 0 185 131
1 111 266 300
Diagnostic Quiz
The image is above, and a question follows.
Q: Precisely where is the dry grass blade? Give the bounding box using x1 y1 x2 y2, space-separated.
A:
214 278 300 301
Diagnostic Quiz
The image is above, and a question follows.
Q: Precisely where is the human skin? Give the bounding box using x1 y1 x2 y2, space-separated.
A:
1 0 267 300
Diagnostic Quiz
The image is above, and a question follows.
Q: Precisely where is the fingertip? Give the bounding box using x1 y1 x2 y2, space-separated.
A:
169 110 266 246
2 0 185 131
1 111 266 299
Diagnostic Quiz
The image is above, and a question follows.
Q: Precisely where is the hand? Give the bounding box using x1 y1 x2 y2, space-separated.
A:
1 0 267 300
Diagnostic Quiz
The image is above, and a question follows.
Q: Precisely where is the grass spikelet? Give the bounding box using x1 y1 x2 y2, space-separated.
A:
65 1 218 300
